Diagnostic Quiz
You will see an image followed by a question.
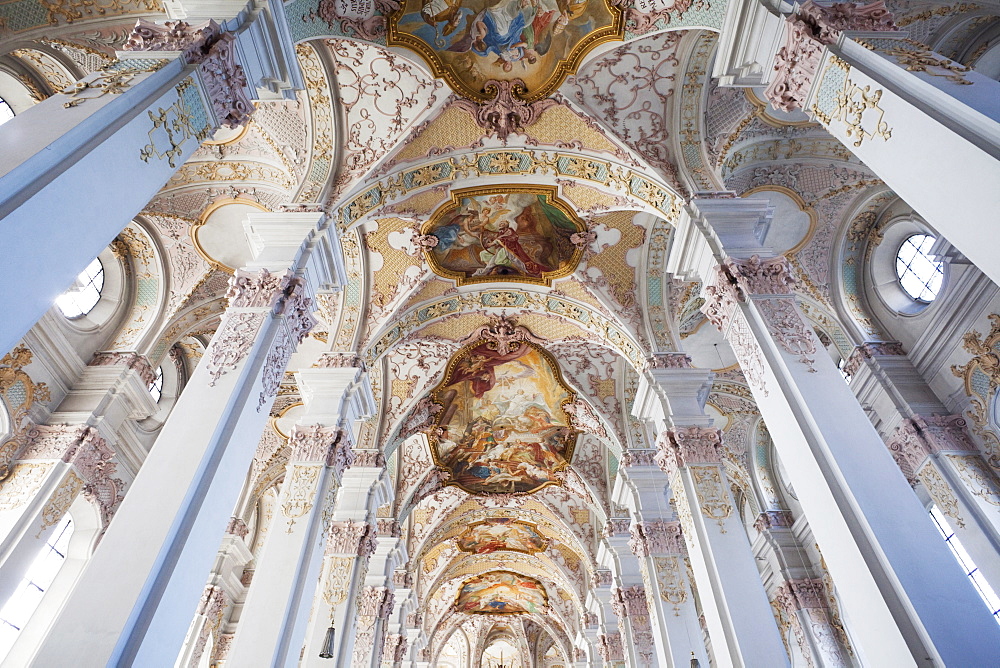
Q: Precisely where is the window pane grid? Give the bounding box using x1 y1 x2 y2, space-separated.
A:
0 98 13 126
930 506 1000 623
896 234 944 302
0 515 73 659
149 366 164 403
55 258 104 318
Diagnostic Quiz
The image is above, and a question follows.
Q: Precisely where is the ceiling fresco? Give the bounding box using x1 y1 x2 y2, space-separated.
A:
21 0 977 661
429 333 578 495
388 0 625 101
455 571 549 614
456 517 550 554
421 185 585 285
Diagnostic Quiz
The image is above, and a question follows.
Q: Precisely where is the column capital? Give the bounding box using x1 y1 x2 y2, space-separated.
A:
885 414 977 478
764 0 898 112
21 424 125 528
88 351 157 386
358 585 395 619
725 254 796 297
654 426 724 478
628 520 685 557
612 585 649 618
774 577 828 612
125 19 253 128
325 519 377 558
843 340 906 377
225 516 249 539
287 424 351 465
597 633 624 662
314 352 367 371
647 352 692 369
753 509 795 533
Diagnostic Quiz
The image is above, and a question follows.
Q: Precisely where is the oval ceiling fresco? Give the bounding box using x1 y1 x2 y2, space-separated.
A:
428 330 578 495
455 570 549 614
420 185 585 286
388 0 625 102
456 518 550 554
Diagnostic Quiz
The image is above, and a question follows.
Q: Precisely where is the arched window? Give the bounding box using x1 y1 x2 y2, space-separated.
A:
0 515 73 659
55 258 104 318
149 366 164 403
895 234 944 302
0 97 13 126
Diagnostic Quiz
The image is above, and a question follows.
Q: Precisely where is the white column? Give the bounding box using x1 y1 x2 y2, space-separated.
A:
627 514 707 668
601 522 643 667
683 196 1000 665
224 359 372 666
0 20 255 356
773 578 851 668
848 343 1000 589
300 456 391 666
656 425 789 668
885 415 1000 589
27 214 323 665
0 426 120 606
634 363 788 667
762 1 1000 286
224 424 351 666
615 454 709 668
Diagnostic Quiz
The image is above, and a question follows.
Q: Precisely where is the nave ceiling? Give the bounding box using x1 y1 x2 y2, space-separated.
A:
3 0 995 661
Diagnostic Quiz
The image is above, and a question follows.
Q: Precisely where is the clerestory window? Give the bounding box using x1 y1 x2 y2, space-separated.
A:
895 234 944 303
55 258 104 318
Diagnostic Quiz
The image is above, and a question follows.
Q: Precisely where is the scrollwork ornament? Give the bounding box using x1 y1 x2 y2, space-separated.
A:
323 556 355 605
653 556 688 613
917 465 965 528
205 312 266 386
756 298 818 372
563 399 606 438
689 465 733 531
765 1 897 112
36 471 84 537
453 80 559 140
281 463 323 531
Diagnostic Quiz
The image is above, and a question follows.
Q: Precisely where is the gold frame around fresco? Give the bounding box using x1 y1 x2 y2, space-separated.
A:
420 184 586 287
387 0 625 103
455 517 551 555
453 570 550 615
428 337 579 496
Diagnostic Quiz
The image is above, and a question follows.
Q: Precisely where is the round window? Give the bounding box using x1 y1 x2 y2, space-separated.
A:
55 258 105 318
0 97 13 126
895 234 944 303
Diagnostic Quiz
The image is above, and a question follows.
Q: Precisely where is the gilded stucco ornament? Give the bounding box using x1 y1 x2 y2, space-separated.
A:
0 346 51 480
952 314 1000 471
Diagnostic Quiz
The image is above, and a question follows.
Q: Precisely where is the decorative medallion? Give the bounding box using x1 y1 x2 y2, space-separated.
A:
427 320 578 494
421 185 585 286
456 517 550 554
455 570 548 614
388 0 625 102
